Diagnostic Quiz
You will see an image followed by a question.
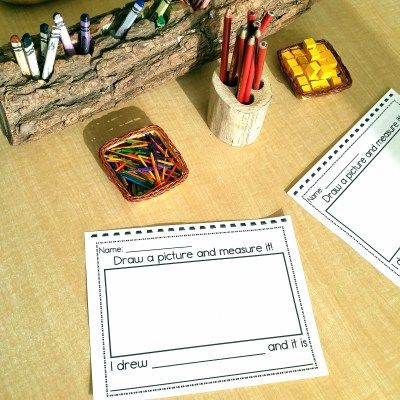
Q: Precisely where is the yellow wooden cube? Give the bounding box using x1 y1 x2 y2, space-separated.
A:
285 58 298 70
303 38 316 50
310 81 320 90
306 48 320 62
292 48 305 57
301 84 312 93
325 51 338 68
317 66 336 80
281 50 294 60
290 65 304 77
296 76 309 86
318 59 328 66
316 43 328 52
297 56 309 65
318 52 330 62
317 79 330 89
329 76 342 86
305 61 320 80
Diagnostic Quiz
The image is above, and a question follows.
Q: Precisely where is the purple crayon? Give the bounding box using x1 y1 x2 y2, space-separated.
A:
53 12 76 56
80 13 91 54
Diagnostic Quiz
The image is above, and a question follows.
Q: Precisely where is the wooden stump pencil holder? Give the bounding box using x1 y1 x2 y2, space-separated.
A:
207 70 272 146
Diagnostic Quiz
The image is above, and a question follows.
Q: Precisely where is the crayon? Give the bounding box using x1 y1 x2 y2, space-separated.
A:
10 35 30 76
151 0 172 21
156 15 166 28
53 12 76 56
40 23 49 59
42 27 61 80
80 14 91 54
115 0 145 38
21 33 40 80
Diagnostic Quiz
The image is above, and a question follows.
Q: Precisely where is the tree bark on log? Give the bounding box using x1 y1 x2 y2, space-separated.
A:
0 0 316 145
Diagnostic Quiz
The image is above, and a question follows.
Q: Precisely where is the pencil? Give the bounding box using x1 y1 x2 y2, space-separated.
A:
236 27 247 80
260 11 274 33
254 27 261 59
220 8 232 84
247 10 256 34
228 29 240 85
243 56 255 104
253 40 268 90
236 36 255 103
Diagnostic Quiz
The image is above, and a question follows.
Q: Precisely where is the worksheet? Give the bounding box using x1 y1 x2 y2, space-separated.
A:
289 89 400 287
84 216 327 400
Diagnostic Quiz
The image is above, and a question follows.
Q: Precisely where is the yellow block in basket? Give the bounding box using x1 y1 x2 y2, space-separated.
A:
303 38 316 50
329 76 343 86
296 75 309 86
290 65 304 77
318 52 329 62
297 56 309 65
317 79 330 89
325 51 338 69
301 84 312 94
292 48 305 57
285 58 298 70
316 43 328 52
305 61 320 80
281 50 294 60
317 66 337 80
310 81 320 90
306 48 320 62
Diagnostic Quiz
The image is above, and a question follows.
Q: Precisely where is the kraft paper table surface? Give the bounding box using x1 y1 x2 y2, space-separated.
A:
0 0 399 399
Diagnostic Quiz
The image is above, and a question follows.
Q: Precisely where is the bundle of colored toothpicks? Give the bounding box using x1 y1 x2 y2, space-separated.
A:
99 125 189 202
220 9 274 104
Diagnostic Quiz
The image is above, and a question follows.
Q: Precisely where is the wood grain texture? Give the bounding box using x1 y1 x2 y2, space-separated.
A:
0 0 315 144
0 0 399 399
207 70 272 146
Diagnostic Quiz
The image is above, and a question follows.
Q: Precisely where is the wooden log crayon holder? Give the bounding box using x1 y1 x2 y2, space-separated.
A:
0 0 317 145
207 69 272 146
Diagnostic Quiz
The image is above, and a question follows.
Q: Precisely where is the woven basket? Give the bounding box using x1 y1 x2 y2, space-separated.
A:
99 125 189 202
277 39 352 99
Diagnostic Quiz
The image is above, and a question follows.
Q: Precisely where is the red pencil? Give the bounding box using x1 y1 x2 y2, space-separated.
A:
253 40 268 90
260 11 274 33
243 56 255 104
228 30 240 85
236 27 247 79
220 8 232 84
229 27 246 85
247 10 256 33
254 27 261 59
236 36 255 104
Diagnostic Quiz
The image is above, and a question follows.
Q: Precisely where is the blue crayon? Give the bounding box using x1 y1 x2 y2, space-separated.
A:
115 0 145 38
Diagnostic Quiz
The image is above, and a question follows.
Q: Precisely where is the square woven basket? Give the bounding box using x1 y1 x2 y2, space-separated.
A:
277 39 352 99
99 125 189 202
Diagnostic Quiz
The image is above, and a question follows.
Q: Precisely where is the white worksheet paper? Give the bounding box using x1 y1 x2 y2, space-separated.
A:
289 88 400 287
84 216 327 400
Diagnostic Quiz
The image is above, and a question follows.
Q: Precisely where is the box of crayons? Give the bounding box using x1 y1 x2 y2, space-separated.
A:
277 38 352 99
99 125 189 202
